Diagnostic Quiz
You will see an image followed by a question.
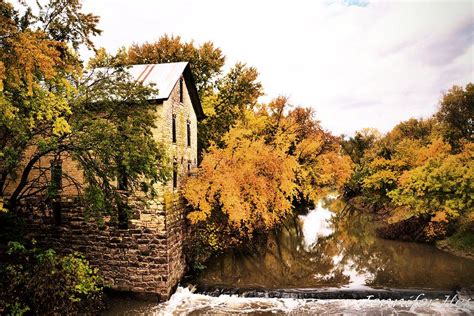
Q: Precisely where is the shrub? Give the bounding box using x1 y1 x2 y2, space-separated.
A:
0 242 103 315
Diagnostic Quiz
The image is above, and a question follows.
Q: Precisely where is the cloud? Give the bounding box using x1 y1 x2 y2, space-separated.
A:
340 0 370 7
422 17 474 66
81 0 474 136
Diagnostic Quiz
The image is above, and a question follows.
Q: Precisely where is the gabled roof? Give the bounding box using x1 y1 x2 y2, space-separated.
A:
127 62 205 120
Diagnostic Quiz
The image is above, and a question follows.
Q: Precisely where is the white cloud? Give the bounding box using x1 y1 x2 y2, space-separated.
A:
82 0 474 136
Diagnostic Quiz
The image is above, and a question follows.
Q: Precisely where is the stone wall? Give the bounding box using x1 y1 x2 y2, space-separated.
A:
154 74 199 191
17 194 187 301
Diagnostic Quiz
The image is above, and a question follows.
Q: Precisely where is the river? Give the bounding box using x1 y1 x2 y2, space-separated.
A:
103 196 474 315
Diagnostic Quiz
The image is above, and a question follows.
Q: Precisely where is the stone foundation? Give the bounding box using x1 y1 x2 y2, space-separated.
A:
16 194 187 301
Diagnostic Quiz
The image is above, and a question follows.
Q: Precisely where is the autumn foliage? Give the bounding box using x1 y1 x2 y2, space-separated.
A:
184 97 352 255
0 1 171 225
0 0 100 211
185 115 298 235
126 35 225 96
342 83 473 243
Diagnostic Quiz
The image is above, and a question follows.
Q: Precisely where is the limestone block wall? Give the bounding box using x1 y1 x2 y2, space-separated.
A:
153 74 198 191
3 149 84 197
163 192 187 291
17 194 187 301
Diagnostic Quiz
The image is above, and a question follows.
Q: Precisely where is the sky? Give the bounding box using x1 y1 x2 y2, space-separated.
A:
81 0 473 136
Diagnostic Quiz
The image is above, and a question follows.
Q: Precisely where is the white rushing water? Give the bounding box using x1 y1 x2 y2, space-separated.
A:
144 286 473 315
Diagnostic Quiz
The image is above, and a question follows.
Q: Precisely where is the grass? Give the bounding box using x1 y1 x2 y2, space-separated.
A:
445 228 474 254
448 231 474 253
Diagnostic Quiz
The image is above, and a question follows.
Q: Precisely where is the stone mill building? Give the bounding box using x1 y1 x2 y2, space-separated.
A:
12 62 206 300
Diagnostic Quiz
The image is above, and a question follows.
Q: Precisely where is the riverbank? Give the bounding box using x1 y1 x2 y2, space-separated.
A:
347 197 474 261
436 239 474 261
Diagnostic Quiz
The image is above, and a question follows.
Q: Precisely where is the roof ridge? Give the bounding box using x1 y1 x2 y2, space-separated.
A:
127 61 189 67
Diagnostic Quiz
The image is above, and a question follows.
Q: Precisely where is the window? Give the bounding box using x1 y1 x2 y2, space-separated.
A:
187 121 191 147
172 163 178 189
50 159 62 225
187 161 191 174
179 78 184 103
50 160 62 192
172 115 177 143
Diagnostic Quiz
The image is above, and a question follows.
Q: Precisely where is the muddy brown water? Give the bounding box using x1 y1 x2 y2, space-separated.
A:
103 196 474 315
196 197 474 291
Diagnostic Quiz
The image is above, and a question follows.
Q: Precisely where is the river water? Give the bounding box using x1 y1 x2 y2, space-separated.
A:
104 196 474 315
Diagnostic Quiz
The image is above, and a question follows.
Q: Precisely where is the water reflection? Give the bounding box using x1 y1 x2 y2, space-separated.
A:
197 196 474 290
299 200 333 250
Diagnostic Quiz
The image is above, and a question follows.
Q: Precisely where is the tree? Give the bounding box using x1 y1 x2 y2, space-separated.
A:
341 128 381 198
185 115 298 235
198 62 263 151
342 128 381 165
344 84 473 243
0 242 103 315
344 117 442 203
389 142 473 222
126 34 225 96
386 141 473 240
184 111 298 259
184 98 352 259
390 118 436 144
260 97 352 204
1 1 170 225
436 83 474 150
0 0 100 210
70 58 171 224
